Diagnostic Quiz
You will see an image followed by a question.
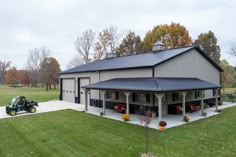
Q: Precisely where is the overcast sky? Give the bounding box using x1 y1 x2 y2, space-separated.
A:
0 0 236 70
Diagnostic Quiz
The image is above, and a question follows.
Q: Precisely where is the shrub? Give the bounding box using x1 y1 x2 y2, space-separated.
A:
183 115 191 122
122 114 129 121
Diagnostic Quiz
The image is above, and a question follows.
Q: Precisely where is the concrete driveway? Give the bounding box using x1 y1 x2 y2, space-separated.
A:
0 100 85 119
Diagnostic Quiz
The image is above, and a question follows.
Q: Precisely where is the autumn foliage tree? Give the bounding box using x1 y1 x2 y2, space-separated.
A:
20 71 30 86
142 23 193 51
5 67 19 85
194 31 221 64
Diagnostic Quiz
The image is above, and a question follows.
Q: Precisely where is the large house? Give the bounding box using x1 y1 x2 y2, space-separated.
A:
59 42 222 121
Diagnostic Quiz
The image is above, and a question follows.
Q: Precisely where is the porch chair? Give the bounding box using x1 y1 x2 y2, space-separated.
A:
114 104 126 113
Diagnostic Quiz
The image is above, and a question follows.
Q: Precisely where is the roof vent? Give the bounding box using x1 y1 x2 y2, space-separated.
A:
153 40 166 51
106 52 117 59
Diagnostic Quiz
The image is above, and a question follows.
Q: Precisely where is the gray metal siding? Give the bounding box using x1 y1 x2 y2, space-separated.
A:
100 68 152 81
154 49 220 99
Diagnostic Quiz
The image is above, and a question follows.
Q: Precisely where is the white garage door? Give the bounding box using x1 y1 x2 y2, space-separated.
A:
80 78 90 105
62 79 75 102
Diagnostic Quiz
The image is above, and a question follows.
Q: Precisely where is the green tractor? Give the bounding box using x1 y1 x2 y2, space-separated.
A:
6 96 38 116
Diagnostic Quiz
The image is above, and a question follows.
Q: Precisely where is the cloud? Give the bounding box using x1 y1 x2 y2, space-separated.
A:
0 0 236 70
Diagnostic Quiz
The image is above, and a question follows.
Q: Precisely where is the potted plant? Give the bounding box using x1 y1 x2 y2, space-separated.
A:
122 114 129 121
183 115 191 122
159 121 167 130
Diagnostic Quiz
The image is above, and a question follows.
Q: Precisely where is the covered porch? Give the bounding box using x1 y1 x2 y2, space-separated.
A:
84 103 234 129
83 77 221 123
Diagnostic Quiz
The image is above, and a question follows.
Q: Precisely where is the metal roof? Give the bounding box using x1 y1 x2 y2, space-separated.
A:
83 77 221 92
61 46 223 74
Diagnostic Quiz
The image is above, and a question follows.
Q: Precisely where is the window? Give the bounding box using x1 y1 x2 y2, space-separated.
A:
106 91 119 100
195 91 201 99
132 93 150 104
172 93 180 102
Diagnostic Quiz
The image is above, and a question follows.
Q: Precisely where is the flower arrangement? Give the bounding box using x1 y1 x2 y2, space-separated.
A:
183 115 191 122
159 121 167 130
122 114 130 121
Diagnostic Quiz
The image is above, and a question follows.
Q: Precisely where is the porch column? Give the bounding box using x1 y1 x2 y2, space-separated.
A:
201 90 205 115
215 88 219 111
155 93 164 122
101 91 106 115
181 92 187 118
124 92 131 115
85 89 89 111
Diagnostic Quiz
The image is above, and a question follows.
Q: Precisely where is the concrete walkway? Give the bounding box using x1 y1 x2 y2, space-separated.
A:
85 102 236 129
0 100 85 119
0 100 235 130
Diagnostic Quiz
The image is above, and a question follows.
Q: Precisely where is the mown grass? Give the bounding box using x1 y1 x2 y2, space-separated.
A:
0 86 59 106
0 107 235 157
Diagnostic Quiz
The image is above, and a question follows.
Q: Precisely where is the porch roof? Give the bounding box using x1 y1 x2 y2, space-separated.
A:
83 77 221 92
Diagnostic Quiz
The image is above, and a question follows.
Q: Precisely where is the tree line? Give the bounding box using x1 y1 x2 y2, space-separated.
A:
0 22 235 90
69 22 236 88
0 47 61 91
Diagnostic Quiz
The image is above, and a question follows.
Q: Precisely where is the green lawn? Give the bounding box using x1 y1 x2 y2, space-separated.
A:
0 107 235 157
0 86 59 106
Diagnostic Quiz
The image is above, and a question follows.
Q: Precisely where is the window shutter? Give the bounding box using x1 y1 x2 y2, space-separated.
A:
115 92 119 100
132 93 135 102
146 93 150 103
172 93 175 101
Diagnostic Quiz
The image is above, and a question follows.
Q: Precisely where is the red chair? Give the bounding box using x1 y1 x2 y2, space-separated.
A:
114 104 126 113
207 101 215 107
175 105 182 114
186 103 197 113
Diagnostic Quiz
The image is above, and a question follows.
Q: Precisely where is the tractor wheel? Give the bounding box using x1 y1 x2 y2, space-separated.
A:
9 110 16 116
29 107 36 113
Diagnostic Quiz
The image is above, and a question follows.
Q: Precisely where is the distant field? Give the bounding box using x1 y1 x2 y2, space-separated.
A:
223 88 236 94
0 86 59 106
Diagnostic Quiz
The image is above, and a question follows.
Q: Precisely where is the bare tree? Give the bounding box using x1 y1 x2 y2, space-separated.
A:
136 106 153 156
67 55 83 69
26 47 51 86
94 26 120 60
74 29 95 63
230 43 236 56
0 60 11 84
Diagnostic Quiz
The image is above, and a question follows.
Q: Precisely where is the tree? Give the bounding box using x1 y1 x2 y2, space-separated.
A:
136 106 153 156
26 47 51 87
40 57 61 90
74 29 95 63
116 31 143 56
94 26 120 59
0 60 11 84
5 67 20 85
142 23 192 51
67 55 83 69
194 31 221 64
20 71 30 86
230 43 236 56
220 60 235 94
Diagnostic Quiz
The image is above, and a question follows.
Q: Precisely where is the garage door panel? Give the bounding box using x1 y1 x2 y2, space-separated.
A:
62 79 75 102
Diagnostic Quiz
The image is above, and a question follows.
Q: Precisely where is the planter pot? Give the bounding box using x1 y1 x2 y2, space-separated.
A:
159 126 165 131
